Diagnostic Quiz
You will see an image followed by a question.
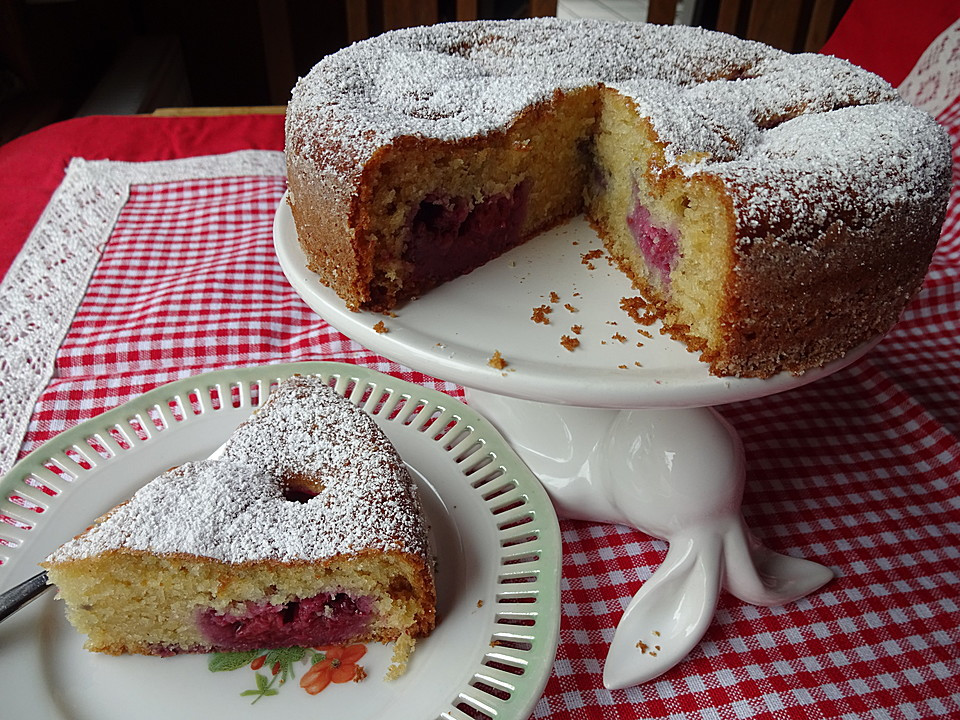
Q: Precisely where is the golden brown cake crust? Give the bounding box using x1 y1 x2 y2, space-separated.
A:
43 376 436 658
717 211 941 378
284 18 951 377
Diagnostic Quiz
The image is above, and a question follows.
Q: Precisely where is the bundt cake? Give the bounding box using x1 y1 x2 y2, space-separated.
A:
284 18 951 378
42 375 435 670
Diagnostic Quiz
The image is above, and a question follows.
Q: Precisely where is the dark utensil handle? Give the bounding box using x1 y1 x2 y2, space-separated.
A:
0 571 51 623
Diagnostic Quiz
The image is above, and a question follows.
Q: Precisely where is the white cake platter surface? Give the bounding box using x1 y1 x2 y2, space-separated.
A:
273 193 876 409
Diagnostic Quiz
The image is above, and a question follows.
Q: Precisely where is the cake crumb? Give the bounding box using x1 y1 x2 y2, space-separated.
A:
488 350 508 370
564 303 577 312
531 304 552 324
477 599 484 608
373 320 389 334
560 335 580 351
612 333 626 343
619 364 628 369
621 296 658 326
549 291 560 303
571 324 582 335
385 634 416 681
581 249 603 270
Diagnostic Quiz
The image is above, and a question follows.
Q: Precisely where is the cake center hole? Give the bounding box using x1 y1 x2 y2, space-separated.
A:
282 477 322 503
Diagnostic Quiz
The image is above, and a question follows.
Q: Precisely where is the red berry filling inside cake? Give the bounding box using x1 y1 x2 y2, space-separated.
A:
626 200 680 287
198 592 375 651
398 179 531 302
42 376 436 676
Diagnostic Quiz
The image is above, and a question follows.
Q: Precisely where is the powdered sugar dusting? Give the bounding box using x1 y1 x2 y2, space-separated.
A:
286 18 786 172
284 17 950 246
714 103 953 245
47 376 430 565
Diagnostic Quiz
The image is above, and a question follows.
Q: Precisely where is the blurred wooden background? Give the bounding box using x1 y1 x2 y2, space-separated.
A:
0 0 852 144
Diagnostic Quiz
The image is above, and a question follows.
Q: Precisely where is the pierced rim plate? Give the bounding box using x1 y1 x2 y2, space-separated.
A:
0 362 561 720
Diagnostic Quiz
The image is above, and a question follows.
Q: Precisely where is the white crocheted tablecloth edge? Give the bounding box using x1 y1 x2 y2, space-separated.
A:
0 149 286 476
899 17 960 116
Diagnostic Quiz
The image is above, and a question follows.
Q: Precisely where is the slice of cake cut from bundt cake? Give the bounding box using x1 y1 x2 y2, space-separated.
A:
42 375 435 668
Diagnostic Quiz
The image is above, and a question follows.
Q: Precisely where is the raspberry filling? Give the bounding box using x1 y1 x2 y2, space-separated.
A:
626 201 679 286
403 180 532 292
197 592 375 651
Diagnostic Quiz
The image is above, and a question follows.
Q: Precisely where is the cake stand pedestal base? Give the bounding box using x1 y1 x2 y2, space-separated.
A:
274 201 878 690
464 388 835 689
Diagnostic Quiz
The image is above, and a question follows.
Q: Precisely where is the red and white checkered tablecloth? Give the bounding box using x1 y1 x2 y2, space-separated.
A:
26 168 463 444
1 99 955 718
0 21 958 713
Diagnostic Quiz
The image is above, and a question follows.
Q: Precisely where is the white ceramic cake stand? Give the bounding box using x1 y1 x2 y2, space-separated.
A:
274 198 878 689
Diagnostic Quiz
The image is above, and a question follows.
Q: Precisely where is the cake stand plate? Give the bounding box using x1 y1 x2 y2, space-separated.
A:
275 195 878 688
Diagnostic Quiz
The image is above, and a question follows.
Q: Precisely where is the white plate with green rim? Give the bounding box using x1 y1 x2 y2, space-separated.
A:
0 362 561 720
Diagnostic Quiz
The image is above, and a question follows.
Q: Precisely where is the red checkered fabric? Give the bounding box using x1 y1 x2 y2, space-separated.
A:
19 174 463 457
530 103 960 718
11 104 960 719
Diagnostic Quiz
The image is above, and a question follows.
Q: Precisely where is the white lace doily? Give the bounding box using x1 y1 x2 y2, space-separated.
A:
0 150 286 476
899 18 960 117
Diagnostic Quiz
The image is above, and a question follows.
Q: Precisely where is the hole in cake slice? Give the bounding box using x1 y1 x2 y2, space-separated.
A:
281 487 317 503
280 476 322 503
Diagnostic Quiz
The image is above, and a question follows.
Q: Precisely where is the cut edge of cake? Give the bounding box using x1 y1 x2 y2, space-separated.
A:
283 18 951 379
41 375 436 678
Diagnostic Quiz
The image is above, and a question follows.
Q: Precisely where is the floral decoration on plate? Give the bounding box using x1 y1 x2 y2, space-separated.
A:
208 643 368 703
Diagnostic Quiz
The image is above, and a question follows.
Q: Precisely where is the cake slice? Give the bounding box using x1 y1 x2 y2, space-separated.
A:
42 375 436 668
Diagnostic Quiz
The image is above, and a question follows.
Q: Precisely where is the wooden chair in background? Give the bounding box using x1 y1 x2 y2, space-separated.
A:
691 0 853 54
238 0 855 111
575 0 852 54
339 1 851 56
346 1 559 43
